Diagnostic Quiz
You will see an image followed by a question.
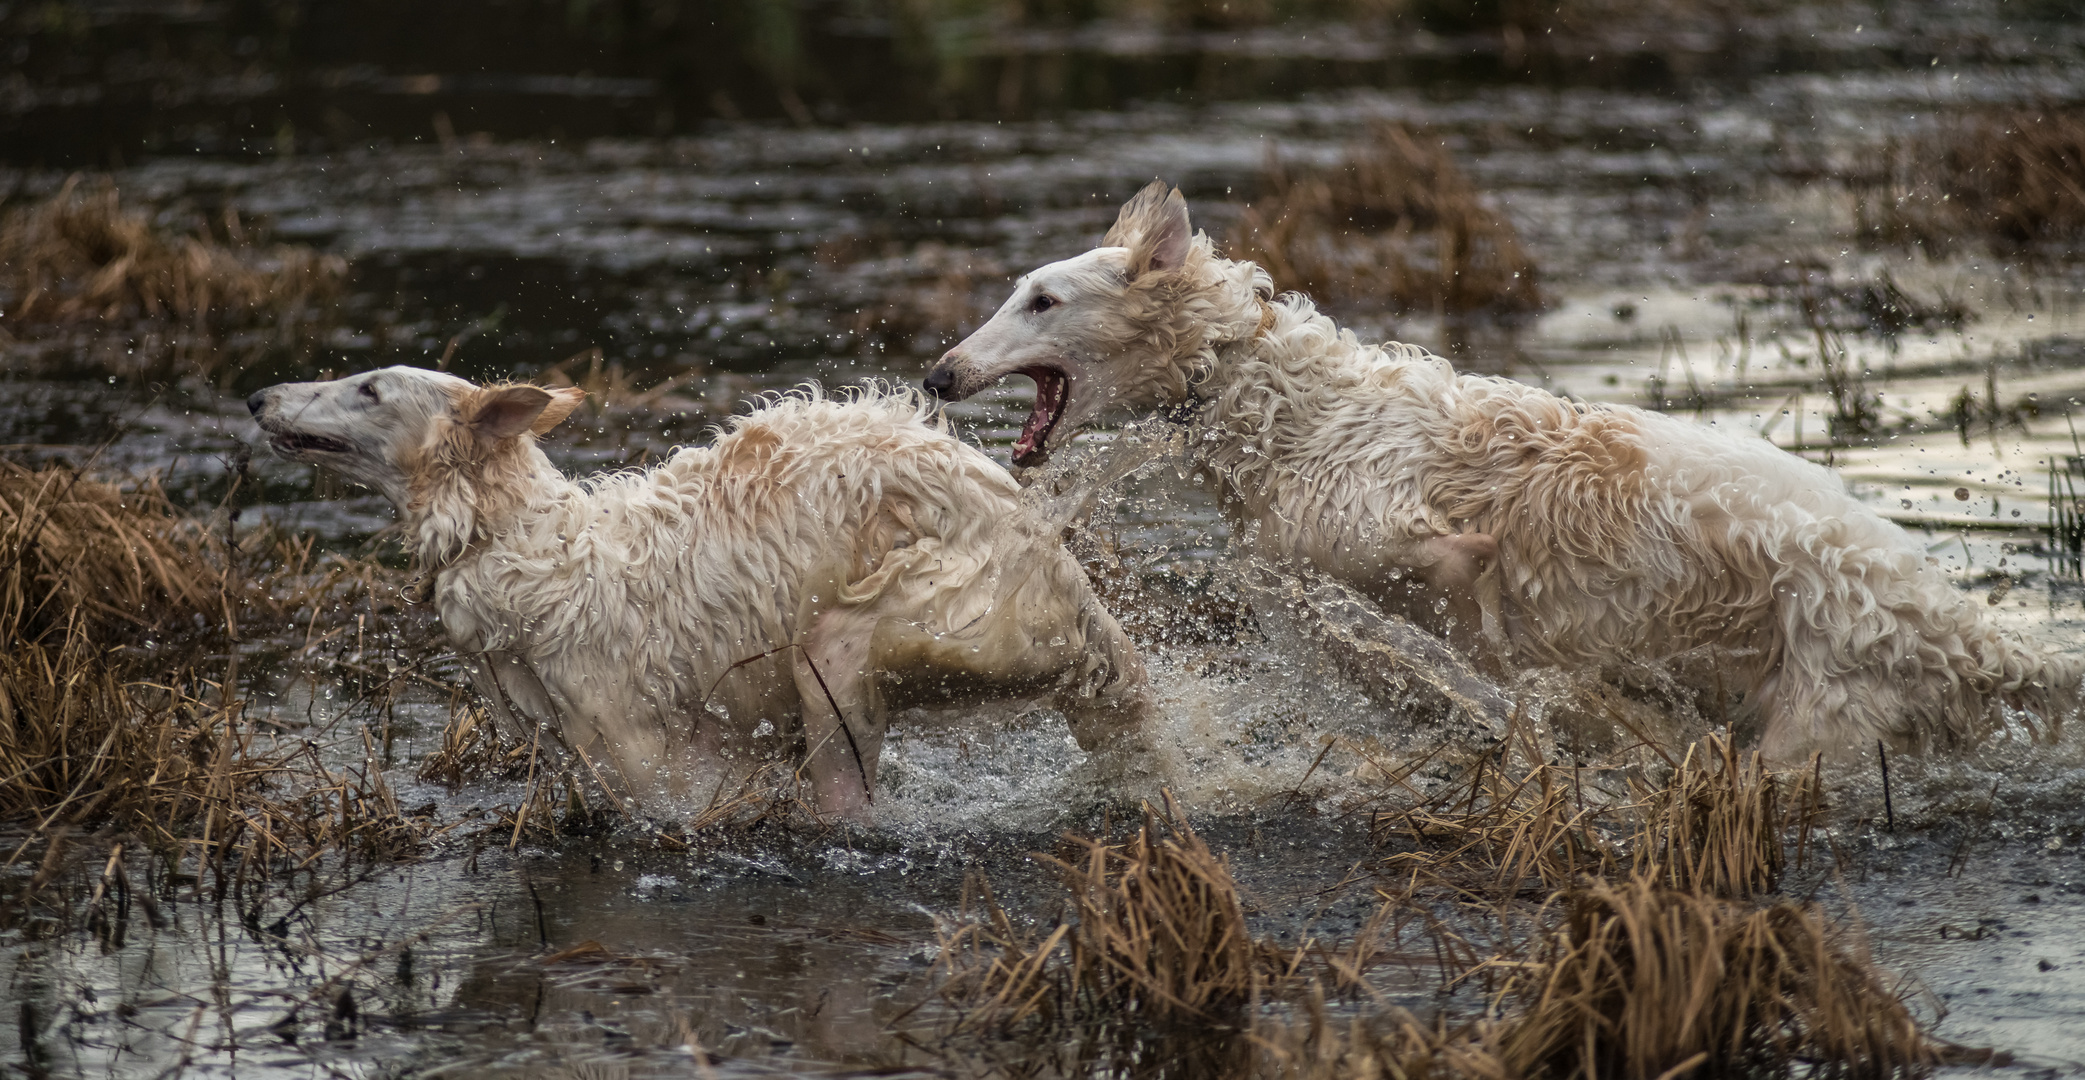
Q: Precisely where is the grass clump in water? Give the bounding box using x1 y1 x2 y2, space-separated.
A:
1 462 428 917
931 793 1266 1074
1231 122 1542 319
923 754 1945 1080
1856 108 2085 258
1366 712 1821 901
1497 877 1933 1080
0 459 235 640
1378 756 1621 898
0 175 345 381
0 462 251 835
1631 734 1820 900
1260 880 1936 1079
1049 795 1261 1025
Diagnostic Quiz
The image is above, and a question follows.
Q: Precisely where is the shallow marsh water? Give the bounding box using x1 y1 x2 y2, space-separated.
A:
7 2 2085 1075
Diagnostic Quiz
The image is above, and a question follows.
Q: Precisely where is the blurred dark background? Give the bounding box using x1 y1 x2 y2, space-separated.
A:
10 0 2062 166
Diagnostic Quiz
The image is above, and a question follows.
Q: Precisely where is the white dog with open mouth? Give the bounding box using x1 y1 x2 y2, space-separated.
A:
250 367 1157 817
924 180 2078 759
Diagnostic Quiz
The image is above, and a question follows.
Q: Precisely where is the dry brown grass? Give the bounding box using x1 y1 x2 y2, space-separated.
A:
1365 726 1821 905
1496 878 1934 1080
0 460 235 641
1 463 429 909
0 175 345 327
1231 123 1541 318
1631 735 1821 899
416 696 534 787
929 794 1270 1074
1047 794 1263 1025
1856 107 2085 257
0 463 247 834
1379 759 1621 898
922 757 1935 1080
1253 880 1937 1080
944 794 1263 1027
0 175 345 381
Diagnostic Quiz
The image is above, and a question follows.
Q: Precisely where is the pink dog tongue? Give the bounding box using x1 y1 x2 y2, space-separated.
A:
1012 368 1064 464
1014 404 1050 460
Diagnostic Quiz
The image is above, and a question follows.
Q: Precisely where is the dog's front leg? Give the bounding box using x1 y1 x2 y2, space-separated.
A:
1416 532 1508 675
1308 528 1509 674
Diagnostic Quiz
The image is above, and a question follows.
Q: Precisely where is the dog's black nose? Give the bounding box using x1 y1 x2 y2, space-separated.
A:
923 366 954 398
246 391 267 416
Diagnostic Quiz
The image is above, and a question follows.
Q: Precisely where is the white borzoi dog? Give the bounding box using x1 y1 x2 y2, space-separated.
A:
250 367 1157 816
924 180 2079 759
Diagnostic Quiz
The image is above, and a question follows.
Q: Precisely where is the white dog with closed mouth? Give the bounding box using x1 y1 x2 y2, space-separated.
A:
923 180 2079 759
250 366 1158 817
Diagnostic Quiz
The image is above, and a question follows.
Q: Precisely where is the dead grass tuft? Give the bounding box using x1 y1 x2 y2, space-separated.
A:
0 175 345 380
1631 734 1820 899
1 463 429 913
0 175 345 327
1231 123 1541 318
1380 759 1621 898
1856 107 2085 257
416 695 535 787
1047 793 1262 1025
1498 878 1934 1080
931 794 1268 1073
1252 880 1937 1080
1362 710 1824 901
0 460 233 641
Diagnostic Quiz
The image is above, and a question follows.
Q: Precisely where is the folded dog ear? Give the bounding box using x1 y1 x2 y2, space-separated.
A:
468 385 563 440
531 386 588 434
1104 179 1192 279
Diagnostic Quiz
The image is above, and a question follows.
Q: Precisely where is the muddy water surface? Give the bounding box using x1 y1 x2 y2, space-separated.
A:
6 4 2085 1075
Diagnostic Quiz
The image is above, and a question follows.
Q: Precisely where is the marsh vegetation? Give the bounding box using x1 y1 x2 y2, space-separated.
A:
5 0 2085 1074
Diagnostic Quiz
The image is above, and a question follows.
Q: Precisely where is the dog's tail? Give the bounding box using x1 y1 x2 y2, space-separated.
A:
2008 645 2085 743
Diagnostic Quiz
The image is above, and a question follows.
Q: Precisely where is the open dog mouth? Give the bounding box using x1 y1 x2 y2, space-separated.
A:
1011 365 1068 467
267 430 355 457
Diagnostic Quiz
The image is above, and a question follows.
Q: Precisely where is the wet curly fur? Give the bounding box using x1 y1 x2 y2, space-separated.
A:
927 181 2079 758
251 367 1156 816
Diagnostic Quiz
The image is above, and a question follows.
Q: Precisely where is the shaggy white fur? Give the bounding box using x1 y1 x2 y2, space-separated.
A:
925 181 2079 758
250 367 1156 816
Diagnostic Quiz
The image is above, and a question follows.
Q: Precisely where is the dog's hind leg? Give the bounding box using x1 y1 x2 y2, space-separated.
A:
792 603 888 819
1030 551 1160 762
872 549 1160 773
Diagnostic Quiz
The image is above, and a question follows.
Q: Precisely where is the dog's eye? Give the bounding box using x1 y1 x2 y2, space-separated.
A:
359 383 381 403
1029 294 1056 314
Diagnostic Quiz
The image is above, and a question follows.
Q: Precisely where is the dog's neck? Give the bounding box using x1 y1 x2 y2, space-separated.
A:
1180 289 1452 519
401 435 571 595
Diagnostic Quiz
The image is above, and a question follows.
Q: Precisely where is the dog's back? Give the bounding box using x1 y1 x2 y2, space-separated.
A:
1427 372 2076 752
